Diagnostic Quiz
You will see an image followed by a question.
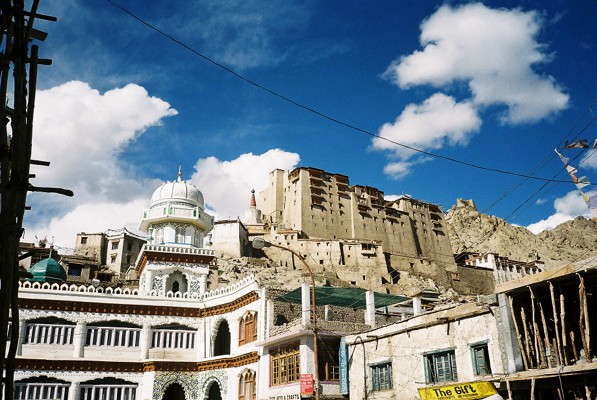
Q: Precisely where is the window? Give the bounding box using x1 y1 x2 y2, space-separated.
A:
156 228 164 245
111 241 119 250
239 370 256 400
471 343 492 376
271 345 300 385
425 350 457 383
318 339 340 381
239 311 257 346
110 255 116 264
80 237 88 245
175 226 186 244
371 362 392 391
68 265 82 276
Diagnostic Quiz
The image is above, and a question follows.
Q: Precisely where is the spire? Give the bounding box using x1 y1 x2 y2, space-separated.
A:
250 189 256 208
177 165 183 182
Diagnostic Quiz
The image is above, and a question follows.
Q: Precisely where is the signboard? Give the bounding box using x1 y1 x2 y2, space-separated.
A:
339 337 349 395
418 381 498 400
300 374 314 396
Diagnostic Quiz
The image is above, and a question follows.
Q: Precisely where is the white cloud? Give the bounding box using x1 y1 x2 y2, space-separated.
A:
384 2 568 124
527 190 595 233
374 94 481 154
190 149 300 219
24 81 177 247
26 199 147 249
31 81 177 206
373 94 480 178
581 150 597 170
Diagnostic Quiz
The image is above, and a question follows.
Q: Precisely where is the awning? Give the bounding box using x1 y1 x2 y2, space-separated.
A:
274 286 409 309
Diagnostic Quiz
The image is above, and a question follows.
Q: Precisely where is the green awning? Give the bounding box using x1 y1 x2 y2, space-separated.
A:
274 286 410 309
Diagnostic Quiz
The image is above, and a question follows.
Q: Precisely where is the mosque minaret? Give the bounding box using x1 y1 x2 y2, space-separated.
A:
136 167 215 296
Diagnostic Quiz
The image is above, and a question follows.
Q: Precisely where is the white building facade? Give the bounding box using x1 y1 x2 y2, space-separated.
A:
8 171 263 400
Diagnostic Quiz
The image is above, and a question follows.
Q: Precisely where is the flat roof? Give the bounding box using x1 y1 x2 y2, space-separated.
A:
274 286 410 309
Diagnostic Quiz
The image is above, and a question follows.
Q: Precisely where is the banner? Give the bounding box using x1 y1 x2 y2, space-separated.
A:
418 381 498 400
339 337 349 395
300 374 313 396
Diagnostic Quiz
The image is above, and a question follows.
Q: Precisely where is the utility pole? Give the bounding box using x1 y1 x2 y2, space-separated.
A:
0 2 67 398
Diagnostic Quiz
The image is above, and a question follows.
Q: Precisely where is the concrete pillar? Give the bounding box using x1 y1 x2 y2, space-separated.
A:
266 299 274 338
365 291 376 328
141 370 155 400
68 382 79 400
73 321 86 358
258 288 267 341
413 296 422 316
140 323 151 360
17 318 26 356
199 274 207 296
301 283 311 326
324 305 331 321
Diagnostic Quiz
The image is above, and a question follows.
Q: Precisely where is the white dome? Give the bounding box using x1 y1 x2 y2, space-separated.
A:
150 168 204 209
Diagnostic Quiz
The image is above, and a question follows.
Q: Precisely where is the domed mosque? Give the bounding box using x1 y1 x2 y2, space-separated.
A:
28 256 67 284
135 167 215 297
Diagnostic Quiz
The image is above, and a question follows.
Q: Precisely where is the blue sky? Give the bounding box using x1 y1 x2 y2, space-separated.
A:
23 0 596 247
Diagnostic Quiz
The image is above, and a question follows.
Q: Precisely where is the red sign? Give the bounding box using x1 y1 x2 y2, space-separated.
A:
300 374 314 395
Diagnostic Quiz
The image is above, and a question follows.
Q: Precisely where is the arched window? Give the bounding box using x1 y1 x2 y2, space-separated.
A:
156 228 164 245
238 311 257 346
172 281 180 293
238 370 256 400
194 230 201 247
213 320 231 356
175 226 186 244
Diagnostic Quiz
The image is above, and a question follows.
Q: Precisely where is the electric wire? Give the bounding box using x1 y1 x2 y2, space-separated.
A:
103 0 593 186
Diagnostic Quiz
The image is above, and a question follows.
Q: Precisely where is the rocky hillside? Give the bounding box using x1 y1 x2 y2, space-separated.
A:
446 199 597 268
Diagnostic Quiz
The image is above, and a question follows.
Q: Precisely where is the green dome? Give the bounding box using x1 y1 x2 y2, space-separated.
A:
28 257 67 283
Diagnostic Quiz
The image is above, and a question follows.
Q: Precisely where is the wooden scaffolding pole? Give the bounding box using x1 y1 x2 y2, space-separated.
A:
508 294 529 369
550 282 564 365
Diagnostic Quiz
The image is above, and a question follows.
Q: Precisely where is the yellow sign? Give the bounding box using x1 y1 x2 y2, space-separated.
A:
418 381 497 400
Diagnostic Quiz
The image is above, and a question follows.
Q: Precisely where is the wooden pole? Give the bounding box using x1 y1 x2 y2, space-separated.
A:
507 379 513 400
560 290 569 365
570 330 580 362
529 287 545 368
550 282 564 365
530 377 536 400
521 306 534 368
508 295 529 369
577 274 591 363
539 300 552 368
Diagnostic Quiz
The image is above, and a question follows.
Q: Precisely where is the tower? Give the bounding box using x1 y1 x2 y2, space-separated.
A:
135 167 215 296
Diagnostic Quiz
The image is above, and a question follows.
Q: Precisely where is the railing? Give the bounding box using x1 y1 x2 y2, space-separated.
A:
18 274 257 300
143 244 215 257
14 383 70 400
151 329 195 349
24 323 75 345
85 327 141 347
79 384 137 400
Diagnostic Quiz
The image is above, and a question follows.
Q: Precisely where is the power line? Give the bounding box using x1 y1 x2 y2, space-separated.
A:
103 0 593 186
